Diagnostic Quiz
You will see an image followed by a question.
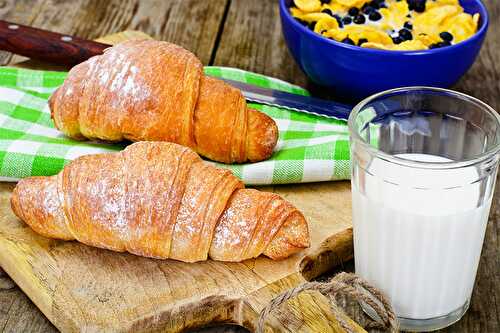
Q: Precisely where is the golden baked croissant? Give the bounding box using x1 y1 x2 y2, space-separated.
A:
49 40 278 164
10 142 309 263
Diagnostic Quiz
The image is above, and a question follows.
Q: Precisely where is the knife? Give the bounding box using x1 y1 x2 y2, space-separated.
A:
0 20 351 121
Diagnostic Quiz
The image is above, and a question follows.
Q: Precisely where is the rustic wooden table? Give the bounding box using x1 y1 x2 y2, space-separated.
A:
0 0 498 332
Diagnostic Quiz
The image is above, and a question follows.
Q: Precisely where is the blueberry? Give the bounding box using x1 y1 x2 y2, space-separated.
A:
362 5 375 14
320 0 331 4
370 0 386 9
348 7 360 16
404 21 413 30
369 11 382 21
415 4 426 13
342 37 355 45
321 8 334 16
399 28 413 40
358 38 369 46
440 31 453 42
392 36 404 44
353 14 366 24
408 0 426 13
441 40 451 46
429 41 449 49
342 16 352 25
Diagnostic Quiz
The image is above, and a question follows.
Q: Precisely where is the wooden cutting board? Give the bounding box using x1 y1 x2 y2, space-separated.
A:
0 31 356 333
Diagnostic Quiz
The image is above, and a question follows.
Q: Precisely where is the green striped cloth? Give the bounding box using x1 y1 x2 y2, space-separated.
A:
0 66 350 185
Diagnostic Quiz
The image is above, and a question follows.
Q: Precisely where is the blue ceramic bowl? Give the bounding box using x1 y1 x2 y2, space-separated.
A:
280 0 489 100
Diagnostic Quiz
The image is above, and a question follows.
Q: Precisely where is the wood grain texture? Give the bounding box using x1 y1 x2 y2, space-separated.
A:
437 1 500 331
205 0 500 331
213 0 307 87
0 29 355 333
0 0 499 332
454 1 500 113
0 174 355 332
2 0 228 65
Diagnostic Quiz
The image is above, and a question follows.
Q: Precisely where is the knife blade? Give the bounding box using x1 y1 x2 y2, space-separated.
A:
218 78 351 121
0 20 351 120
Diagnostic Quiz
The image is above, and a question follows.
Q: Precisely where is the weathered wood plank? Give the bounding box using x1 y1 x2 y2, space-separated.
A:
0 0 74 329
455 0 500 112
438 1 500 330
2 266 246 333
2 0 228 65
212 0 307 87
0 0 499 332
0 7 352 331
212 1 500 333
0 282 57 333
0 1 228 331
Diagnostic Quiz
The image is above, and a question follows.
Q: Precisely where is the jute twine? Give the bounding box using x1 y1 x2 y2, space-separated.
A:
256 272 399 333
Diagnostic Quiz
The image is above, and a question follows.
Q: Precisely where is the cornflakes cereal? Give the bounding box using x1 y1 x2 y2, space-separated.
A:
413 5 461 36
337 0 370 7
322 2 349 13
300 12 336 23
290 0 480 51
379 1 409 30
324 28 349 41
290 7 305 17
426 0 460 10
343 25 393 45
295 0 322 13
416 33 441 47
314 17 340 34
364 39 427 50
441 13 479 43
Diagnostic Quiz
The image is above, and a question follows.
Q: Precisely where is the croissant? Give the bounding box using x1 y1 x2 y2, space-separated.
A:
10 142 309 263
48 40 278 164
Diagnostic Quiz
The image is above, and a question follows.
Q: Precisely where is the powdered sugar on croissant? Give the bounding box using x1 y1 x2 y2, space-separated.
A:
49 40 278 164
11 142 309 263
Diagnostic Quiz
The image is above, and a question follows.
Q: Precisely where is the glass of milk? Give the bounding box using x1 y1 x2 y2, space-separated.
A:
348 87 500 331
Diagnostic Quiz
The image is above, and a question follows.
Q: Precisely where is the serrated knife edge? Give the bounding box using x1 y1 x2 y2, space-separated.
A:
216 77 352 121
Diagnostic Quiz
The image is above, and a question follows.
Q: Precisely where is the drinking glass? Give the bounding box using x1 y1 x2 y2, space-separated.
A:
348 87 500 331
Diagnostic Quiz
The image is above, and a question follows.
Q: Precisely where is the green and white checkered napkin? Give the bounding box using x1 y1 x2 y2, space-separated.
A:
0 66 350 185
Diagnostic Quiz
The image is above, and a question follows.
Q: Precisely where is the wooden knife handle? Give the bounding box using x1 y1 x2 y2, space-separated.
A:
0 20 110 65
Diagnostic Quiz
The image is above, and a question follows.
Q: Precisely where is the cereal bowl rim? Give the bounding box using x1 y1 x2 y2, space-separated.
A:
279 0 489 55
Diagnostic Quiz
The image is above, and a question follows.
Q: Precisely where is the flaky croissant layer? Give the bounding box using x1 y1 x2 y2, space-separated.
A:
11 142 309 263
49 40 278 164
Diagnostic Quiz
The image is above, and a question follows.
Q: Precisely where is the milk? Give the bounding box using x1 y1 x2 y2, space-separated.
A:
352 154 492 321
